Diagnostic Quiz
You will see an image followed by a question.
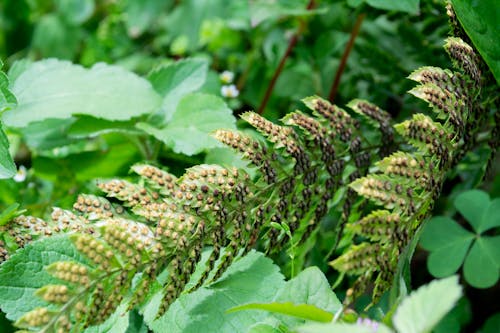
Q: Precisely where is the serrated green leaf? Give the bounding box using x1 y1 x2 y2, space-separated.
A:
228 302 333 323
137 93 236 155
143 251 285 333
393 276 462 333
451 0 500 84
454 190 489 233
148 59 208 122
296 322 393 333
0 236 90 321
2 59 161 127
463 236 500 288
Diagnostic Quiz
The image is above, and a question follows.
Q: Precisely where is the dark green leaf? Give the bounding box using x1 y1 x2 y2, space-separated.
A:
357 0 420 14
481 198 500 233
451 0 500 83
55 0 94 24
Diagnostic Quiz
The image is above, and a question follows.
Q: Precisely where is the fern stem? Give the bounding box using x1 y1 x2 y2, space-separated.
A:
256 0 317 115
328 13 366 103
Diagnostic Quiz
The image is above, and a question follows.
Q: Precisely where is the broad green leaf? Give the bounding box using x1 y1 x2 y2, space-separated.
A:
138 93 236 155
55 0 95 24
393 276 462 333
0 236 90 321
2 59 161 127
297 322 393 333
247 323 283 333
0 124 16 179
148 59 208 122
463 236 500 288
451 0 500 84
274 266 341 317
143 251 285 333
228 302 333 323
19 118 77 151
356 0 420 14
481 198 500 233
454 190 489 232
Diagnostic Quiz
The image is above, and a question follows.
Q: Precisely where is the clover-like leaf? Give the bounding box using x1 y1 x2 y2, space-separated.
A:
463 236 500 288
421 190 500 288
420 216 474 277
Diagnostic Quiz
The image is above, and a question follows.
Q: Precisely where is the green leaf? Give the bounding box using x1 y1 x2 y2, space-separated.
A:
247 323 283 333
420 217 474 277
0 203 22 226
143 251 285 333
0 124 16 179
463 236 500 288
0 236 90 321
31 14 82 59
454 190 489 233
274 267 341 317
148 59 208 122
2 59 161 127
68 116 143 138
124 0 168 37
480 313 500 333
137 93 236 155
393 276 462 333
359 0 420 14
481 198 500 233
55 0 95 24
296 322 393 333
451 0 500 84
228 302 333 323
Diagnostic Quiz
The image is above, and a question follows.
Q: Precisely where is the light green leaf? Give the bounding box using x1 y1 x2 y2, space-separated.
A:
454 190 489 233
228 302 333 323
55 0 95 24
247 323 283 333
451 0 500 84
0 203 22 226
274 267 341 317
143 251 285 333
297 322 393 333
68 116 143 138
148 59 208 122
463 236 500 288
0 124 16 179
0 236 90 321
393 276 462 333
2 59 162 127
138 93 236 155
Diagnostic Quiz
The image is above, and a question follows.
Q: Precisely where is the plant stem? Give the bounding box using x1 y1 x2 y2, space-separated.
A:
328 13 365 103
256 0 317 115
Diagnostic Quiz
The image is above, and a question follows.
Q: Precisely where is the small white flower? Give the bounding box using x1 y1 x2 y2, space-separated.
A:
13 165 27 183
221 84 239 98
219 70 235 84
